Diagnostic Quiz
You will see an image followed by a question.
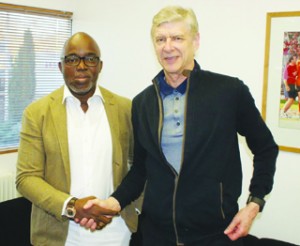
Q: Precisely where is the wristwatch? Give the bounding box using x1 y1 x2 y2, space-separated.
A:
65 197 78 219
246 195 265 212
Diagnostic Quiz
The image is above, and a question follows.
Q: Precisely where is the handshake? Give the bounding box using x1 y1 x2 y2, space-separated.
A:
72 196 121 231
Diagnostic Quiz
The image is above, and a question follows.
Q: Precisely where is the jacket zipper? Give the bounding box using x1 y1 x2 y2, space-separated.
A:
152 75 190 245
153 82 164 150
153 80 177 174
220 182 226 219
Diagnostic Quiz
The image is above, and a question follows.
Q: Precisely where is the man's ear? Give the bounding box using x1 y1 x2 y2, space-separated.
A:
58 62 63 73
98 60 103 73
193 33 200 51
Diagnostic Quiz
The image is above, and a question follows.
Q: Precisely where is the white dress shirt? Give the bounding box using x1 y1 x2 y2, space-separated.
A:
63 86 131 246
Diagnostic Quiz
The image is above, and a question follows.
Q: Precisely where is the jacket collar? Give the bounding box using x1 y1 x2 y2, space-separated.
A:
153 59 201 86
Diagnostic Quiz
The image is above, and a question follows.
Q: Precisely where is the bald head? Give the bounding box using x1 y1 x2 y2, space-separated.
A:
61 32 101 58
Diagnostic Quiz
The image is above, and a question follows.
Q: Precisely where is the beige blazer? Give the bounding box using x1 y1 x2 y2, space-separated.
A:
16 86 139 246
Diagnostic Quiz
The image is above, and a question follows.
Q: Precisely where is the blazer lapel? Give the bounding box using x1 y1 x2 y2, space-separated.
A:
100 87 122 188
49 87 71 188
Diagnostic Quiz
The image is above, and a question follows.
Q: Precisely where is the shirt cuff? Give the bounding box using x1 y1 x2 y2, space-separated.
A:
61 196 74 216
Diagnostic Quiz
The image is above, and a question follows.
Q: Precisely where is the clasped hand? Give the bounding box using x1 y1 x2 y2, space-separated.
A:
73 196 121 231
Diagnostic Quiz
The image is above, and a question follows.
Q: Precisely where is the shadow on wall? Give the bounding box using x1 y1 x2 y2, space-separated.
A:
0 197 31 246
243 234 299 246
0 197 298 246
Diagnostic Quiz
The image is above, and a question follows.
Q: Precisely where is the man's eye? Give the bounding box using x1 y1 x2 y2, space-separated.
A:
66 56 79 63
172 36 183 41
85 56 97 62
155 37 165 44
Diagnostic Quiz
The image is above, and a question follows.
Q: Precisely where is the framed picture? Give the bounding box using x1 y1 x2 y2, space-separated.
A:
262 11 300 153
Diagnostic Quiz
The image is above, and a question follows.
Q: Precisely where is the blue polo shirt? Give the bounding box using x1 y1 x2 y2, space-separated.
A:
159 74 187 173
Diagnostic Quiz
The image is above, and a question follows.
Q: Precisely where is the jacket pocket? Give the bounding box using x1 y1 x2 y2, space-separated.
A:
176 177 227 233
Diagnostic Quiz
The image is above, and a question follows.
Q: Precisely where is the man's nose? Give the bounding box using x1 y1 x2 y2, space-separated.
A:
76 58 87 69
163 38 173 51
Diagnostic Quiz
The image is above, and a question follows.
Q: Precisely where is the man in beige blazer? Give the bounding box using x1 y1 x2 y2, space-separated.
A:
16 32 139 246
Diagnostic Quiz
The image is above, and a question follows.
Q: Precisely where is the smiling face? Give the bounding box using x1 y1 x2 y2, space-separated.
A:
59 33 102 99
153 21 199 78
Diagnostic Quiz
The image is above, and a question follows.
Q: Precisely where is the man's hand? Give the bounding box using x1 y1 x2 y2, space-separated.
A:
73 196 119 231
84 196 121 212
77 197 121 230
224 202 260 241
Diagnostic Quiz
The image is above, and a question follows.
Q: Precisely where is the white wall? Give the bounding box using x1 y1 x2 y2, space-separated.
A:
1 0 299 244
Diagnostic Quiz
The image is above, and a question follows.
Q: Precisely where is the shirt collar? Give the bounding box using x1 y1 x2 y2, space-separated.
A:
62 85 104 104
158 72 187 97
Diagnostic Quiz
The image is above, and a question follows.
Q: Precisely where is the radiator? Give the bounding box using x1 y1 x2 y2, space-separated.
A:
0 172 18 202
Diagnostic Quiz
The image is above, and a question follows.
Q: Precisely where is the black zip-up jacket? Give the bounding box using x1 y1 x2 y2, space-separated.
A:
112 61 278 245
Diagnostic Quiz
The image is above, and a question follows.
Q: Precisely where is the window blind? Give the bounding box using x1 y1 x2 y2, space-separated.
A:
0 4 72 152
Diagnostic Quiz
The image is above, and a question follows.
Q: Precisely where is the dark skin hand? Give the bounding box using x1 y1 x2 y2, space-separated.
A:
73 196 118 229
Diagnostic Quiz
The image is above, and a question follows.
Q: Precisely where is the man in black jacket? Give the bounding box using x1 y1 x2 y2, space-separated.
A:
83 6 278 246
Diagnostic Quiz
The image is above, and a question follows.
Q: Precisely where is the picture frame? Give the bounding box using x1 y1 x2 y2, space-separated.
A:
262 11 300 153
